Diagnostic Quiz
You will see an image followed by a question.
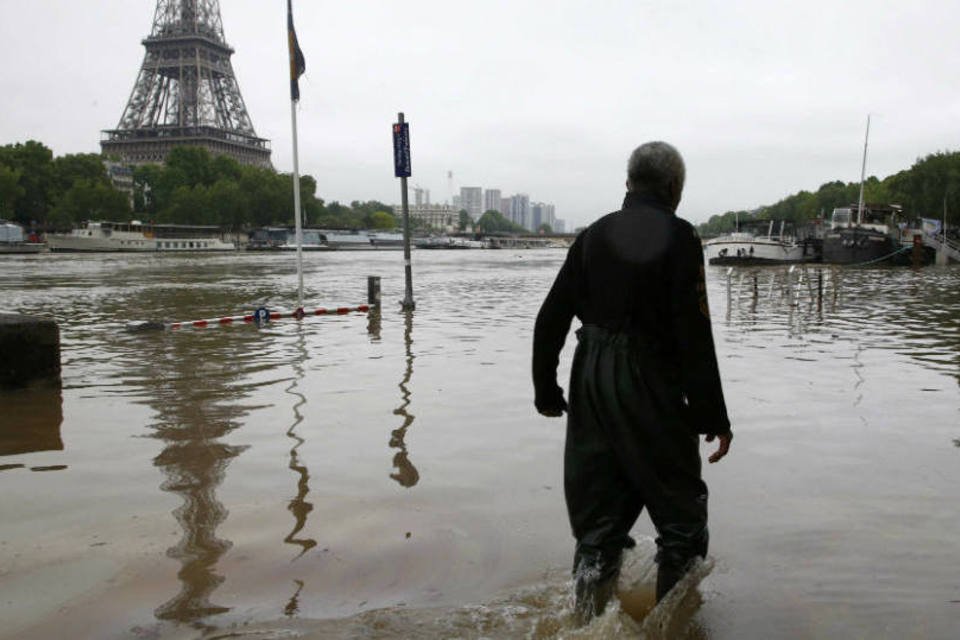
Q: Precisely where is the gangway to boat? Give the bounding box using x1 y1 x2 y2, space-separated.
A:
922 234 960 264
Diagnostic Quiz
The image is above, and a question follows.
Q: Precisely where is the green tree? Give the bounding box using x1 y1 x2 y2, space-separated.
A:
0 165 24 219
538 223 553 234
158 184 211 224
207 179 248 229
458 209 471 231
50 179 131 227
53 153 110 194
0 140 56 225
476 209 526 234
368 210 397 229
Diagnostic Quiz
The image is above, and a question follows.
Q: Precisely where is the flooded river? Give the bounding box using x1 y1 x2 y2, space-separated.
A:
1 251 958 639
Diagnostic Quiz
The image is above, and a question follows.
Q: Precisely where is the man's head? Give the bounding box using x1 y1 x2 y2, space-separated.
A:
626 141 685 210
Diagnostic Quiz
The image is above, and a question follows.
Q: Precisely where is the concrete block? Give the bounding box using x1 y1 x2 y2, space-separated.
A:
0 314 61 388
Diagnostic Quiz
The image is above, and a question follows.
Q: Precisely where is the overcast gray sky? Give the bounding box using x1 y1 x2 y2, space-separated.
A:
1 0 958 227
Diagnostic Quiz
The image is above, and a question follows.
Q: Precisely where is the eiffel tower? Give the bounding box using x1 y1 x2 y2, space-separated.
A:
101 0 271 168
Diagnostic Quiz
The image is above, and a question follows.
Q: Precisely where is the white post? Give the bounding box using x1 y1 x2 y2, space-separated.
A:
290 100 304 310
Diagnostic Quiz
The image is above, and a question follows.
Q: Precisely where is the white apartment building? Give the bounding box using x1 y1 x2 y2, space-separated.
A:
483 189 502 214
508 194 530 229
459 187 483 219
405 204 459 231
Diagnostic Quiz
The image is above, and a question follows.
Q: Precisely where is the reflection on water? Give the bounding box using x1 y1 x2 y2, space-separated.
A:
283 327 317 619
0 388 64 457
389 310 419 488
283 327 317 560
1 254 958 639
130 332 251 626
284 579 305 618
722 265 960 384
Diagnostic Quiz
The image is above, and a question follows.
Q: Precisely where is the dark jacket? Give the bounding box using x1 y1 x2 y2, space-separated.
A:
532 191 731 436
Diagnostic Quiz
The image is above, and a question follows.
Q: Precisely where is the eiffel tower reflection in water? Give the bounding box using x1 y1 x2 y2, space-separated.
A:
139 332 251 628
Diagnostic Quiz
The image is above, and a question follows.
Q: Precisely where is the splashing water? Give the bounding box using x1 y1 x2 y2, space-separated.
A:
211 537 714 640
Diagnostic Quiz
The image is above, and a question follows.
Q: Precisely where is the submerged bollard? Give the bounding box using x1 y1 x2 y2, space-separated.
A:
0 314 61 388
368 276 382 309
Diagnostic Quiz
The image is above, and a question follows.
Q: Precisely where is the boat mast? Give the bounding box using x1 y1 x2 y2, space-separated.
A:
856 114 871 226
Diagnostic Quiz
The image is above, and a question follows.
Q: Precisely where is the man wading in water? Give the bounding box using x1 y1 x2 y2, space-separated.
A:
532 141 733 623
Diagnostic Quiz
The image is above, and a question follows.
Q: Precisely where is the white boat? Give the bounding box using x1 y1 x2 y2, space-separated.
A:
246 228 404 251
247 227 331 251
47 221 235 252
323 230 404 250
0 221 47 254
704 220 817 265
415 236 485 249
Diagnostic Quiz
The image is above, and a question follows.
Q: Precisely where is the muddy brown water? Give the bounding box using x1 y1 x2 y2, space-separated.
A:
1 251 958 639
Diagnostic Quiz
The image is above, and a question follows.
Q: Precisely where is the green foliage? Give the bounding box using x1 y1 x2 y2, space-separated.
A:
698 150 960 236
538 223 553 234
0 140 405 231
0 141 131 227
53 154 110 194
367 211 398 229
50 179 130 229
0 140 55 225
476 209 527 234
0 165 24 218
458 210 471 231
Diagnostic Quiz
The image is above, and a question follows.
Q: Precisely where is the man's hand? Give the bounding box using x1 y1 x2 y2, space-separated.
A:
706 431 732 463
535 389 567 418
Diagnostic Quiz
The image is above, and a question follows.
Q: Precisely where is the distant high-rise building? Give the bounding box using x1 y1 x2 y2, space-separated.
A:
509 194 530 229
414 186 426 207
545 204 556 228
554 219 566 233
452 194 462 209
501 198 511 217
460 187 483 219
484 189 502 214
531 202 545 231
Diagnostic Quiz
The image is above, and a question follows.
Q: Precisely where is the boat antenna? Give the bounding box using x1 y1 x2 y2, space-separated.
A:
856 114 871 226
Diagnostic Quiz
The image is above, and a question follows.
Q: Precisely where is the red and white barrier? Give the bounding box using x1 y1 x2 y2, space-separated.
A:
165 304 371 330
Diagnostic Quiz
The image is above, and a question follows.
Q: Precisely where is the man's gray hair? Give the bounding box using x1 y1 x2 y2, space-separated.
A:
626 141 685 200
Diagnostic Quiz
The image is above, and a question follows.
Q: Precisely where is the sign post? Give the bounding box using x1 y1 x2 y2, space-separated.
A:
393 113 415 311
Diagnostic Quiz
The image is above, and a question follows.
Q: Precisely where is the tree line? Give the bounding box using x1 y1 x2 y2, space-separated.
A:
0 141 129 228
0 141 399 231
698 150 960 236
7 140 959 236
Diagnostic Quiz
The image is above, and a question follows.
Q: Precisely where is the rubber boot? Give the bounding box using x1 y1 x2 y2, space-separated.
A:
655 556 695 602
574 569 619 626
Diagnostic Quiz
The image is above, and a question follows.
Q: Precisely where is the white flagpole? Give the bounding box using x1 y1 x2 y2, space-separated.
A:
291 99 304 311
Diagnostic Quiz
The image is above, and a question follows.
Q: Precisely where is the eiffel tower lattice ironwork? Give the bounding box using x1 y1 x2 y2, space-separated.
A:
101 0 271 168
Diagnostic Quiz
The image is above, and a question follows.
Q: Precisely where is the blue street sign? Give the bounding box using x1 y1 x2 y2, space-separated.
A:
393 122 411 178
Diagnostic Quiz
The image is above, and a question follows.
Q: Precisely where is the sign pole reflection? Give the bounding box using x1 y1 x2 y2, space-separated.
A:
389 310 419 488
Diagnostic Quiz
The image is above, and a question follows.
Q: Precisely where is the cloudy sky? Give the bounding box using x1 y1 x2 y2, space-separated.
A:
1 0 958 227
